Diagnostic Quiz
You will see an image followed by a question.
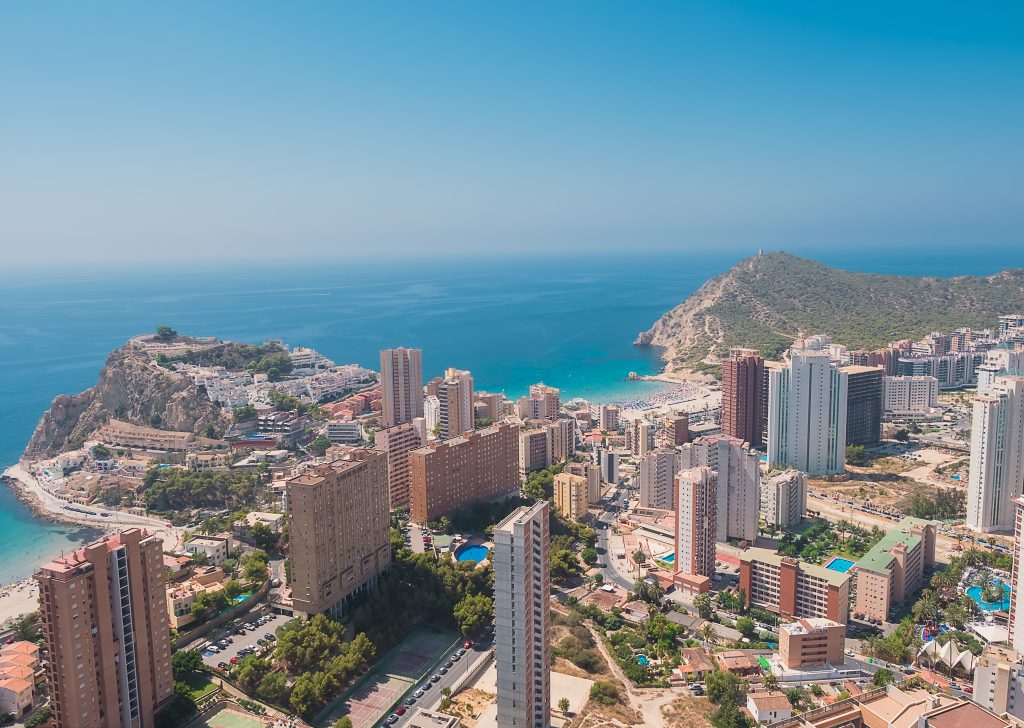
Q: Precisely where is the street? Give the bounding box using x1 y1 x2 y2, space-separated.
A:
391 637 495 727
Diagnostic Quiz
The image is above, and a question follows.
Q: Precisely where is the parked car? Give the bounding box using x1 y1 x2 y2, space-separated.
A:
463 640 474 649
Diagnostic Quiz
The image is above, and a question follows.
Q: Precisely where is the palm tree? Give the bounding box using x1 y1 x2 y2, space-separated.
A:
700 623 719 650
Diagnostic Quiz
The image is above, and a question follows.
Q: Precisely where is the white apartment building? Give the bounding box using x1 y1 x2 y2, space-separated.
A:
967 376 1024 532
438 368 474 440
679 435 759 543
760 469 808 529
768 351 848 476
494 501 550 728
978 348 1024 394
883 376 939 415
638 447 680 511
973 646 1024 721
424 395 441 437
380 348 424 428
675 467 717 580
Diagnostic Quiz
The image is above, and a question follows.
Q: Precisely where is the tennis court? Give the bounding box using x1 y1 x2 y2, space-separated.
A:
199 707 268 728
320 628 458 728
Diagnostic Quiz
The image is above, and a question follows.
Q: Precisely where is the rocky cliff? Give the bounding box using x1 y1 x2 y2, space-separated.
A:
637 252 1024 372
25 342 226 457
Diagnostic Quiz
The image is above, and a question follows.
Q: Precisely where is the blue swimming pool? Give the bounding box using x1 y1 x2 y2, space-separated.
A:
967 581 1012 612
637 655 650 666
456 544 489 564
825 557 856 573
660 553 675 564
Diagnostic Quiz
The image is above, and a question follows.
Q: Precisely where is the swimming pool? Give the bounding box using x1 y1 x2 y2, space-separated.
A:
967 580 1012 611
660 553 675 564
637 655 650 666
456 544 489 564
824 557 856 573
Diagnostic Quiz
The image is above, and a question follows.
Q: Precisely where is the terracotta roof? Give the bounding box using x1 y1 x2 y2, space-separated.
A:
0 642 37 656
0 676 33 693
749 692 793 712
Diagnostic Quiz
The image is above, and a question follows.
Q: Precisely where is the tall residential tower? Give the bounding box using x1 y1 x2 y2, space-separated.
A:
721 348 765 449
380 348 423 428
967 376 1024 532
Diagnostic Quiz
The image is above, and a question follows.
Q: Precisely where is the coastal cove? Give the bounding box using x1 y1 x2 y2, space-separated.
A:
0 248 1018 585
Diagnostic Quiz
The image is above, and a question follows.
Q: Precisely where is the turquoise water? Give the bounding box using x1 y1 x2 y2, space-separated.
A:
660 553 676 563
637 655 650 666
825 557 856 573
455 545 490 564
967 581 1011 611
1 249 1020 582
232 594 251 603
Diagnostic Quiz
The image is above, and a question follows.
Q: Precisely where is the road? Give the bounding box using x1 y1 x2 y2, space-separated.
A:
391 637 495 727
595 489 634 590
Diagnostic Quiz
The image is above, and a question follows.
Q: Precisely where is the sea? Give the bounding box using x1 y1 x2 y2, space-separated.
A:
0 247 1019 584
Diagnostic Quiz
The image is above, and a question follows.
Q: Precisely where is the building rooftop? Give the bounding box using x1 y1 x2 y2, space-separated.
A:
925 700 1010 728
749 692 793 712
37 528 155 576
741 547 852 588
856 517 936 575
781 618 842 635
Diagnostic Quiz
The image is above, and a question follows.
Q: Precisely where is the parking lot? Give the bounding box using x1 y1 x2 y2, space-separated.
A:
199 611 294 669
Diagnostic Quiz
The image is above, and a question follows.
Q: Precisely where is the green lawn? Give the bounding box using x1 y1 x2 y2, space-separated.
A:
181 672 218 701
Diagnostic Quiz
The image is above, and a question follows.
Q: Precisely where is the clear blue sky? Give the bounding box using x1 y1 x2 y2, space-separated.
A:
1 1 1021 265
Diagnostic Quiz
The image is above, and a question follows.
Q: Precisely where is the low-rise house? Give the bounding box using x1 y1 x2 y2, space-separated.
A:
184 534 232 565
186 451 233 471
0 676 33 718
715 650 762 676
233 511 285 538
747 692 793 724
677 647 716 680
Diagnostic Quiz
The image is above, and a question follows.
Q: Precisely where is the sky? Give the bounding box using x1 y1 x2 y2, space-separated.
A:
1 2 1022 266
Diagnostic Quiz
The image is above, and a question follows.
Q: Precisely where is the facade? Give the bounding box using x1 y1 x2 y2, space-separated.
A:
375 422 426 510
424 395 441 435
973 647 1024 721
287 449 391 617
494 501 550 728
759 470 807 530
519 383 560 421
598 448 619 485
674 467 717 591
663 415 690 446
883 375 940 415
35 529 173 728
739 548 851 624
438 368 475 439
721 348 765 449
1010 498 1024 653
897 351 985 390
597 404 620 432
679 435 759 543
409 423 520 522
978 348 1024 394
564 460 601 504
94 419 194 452
841 365 883 446
554 472 588 521
626 419 655 456
519 427 552 476
637 447 680 511
779 618 845 669
546 418 575 464
747 692 793 724
380 347 424 428
967 376 1024 533
768 351 848 475
854 517 938 621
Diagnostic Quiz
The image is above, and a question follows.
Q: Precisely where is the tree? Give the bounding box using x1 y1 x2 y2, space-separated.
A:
735 617 756 639
248 521 278 551
335 719 354 728
156 325 178 340
700 623 720 650
91 444 112 460
236 656 273 694
242 550 270 583
224 580 246 599
191 589 228 622
589 681 620 706
763 673 779 691
257 671 289 705
810 683 824 697
694 593 714 619
873 668 894 687
233 404 257 422
558 697 570 714
453 593 494 636
711 694 751 728
845 445 869 466
894 429 910 443
172 649 204 678
582 547 598 564
309 436 330 456
785 688 805 709
707 670 745 706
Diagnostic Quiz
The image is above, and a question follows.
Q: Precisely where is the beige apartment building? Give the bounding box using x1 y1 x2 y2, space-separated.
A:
779 618 846 669
35 529 173 728
519 426 551 475
554 472 587 521
409 423 520 522
287 449 391 617
854 517 937 622
95 419 194 451
740 548 851 624
380 347 423 428
564 460 601 504
438 368 474 439
375 421 426 510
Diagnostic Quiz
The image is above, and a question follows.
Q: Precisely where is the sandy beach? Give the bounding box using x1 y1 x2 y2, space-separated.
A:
0 463 184 625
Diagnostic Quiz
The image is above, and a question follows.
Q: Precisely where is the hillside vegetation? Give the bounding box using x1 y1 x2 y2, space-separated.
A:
636 252 1024 371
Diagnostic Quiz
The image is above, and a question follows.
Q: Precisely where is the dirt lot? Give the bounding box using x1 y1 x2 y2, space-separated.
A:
662 695 714 728
444 687 495 728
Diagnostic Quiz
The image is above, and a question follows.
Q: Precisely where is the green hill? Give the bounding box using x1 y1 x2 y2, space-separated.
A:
636 252 1024 372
